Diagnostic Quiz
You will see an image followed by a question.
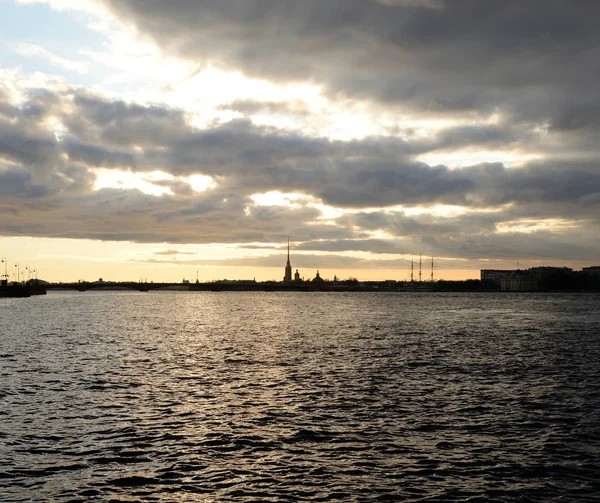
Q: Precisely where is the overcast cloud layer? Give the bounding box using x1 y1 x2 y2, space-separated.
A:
100 0 600 129
1 0 600 273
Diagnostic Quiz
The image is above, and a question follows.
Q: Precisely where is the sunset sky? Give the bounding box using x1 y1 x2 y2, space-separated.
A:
1 0 599 283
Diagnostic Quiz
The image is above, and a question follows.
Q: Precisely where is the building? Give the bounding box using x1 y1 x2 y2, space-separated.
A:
529 266 573 279
582 266 600 278
283 238 293 284
498 273 538 291
481 269 514 284
481 266 579 291
481 269 538 291
312 270 325 285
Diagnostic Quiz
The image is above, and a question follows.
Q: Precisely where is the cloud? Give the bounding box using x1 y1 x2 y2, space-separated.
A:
0 166 47 198
1 80 600 267
219 99 312 117
95 0 600 130
27 89 593 215
154 249 196 256
131 252 411 271
12 42 90 75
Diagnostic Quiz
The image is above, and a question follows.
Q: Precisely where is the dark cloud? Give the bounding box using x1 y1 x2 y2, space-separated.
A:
0 167 47 198
333 208 600 263
33 90 597 213
3 88 589 218
98 0 600 130
219 99 311 117
0 88 19 119
428 124 526 152
66 92 188 147
426 229 600 264
20 89 63 120
64 140 134 168
1 82 599 267
0 117 59 167
318 160 474 207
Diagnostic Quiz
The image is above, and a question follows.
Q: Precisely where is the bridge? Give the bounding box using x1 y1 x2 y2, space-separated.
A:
45 281 417 293
47 282 190 292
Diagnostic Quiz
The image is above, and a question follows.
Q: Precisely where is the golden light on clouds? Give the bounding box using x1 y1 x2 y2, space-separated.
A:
92 169 217 196
2 0 600 284
496 219 583 234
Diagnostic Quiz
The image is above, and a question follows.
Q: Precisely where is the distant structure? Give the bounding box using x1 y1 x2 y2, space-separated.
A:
481 266 575 291
283 238 293 284
409 256 433 283
482 269 537 291
430 256 434 283
582 266 600 278
312 270 325 285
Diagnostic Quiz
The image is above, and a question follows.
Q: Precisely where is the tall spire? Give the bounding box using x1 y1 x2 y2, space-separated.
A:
284 237 292 283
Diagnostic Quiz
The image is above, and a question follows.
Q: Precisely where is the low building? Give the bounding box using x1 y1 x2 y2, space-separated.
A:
498 273 538 291
481 269 514 283
312 270 325 285
582 266 600 277
529 266 573 279
481 269 538 291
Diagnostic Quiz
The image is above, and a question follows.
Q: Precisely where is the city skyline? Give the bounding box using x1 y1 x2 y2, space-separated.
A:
1 1 600 282
3 240 598 286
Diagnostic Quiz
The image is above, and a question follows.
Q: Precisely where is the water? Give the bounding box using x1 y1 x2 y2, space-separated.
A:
1 291 599 502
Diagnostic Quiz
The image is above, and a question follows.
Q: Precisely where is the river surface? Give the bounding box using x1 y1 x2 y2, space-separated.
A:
1 291 599 502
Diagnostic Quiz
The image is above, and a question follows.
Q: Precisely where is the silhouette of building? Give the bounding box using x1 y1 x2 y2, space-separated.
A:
481 266 577 291
583 266 600 278
294 269 300 282
312 270 325 285
283 238 293 284
500 273 538 291
481 269 514 284
529 266 573 280
481 268 537 291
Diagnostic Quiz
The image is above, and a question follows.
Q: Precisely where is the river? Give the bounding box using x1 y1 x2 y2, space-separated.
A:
1 291 599 501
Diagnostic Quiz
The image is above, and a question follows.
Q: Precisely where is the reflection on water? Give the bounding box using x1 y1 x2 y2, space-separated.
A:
1 291 600 501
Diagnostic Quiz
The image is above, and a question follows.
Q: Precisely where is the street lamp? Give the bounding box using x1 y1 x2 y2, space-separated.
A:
15 262 20 285
1 257 7 286
25 266 30 283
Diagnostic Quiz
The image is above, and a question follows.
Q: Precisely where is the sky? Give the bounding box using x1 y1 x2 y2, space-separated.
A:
1 0 599 283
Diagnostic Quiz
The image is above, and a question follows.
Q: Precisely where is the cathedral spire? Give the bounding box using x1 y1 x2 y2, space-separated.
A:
284 237 292 283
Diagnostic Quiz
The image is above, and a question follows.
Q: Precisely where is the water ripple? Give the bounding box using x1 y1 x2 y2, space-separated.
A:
1 291 600 501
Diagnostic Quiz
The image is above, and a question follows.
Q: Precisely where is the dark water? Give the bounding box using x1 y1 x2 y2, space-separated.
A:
1 291 599 502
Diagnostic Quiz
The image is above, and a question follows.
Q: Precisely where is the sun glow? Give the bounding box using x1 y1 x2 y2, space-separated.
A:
92 169 216 196
250 191 314 208
496 218 582 234
92 169 173 196
187 174 217 192
418 150 542 169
